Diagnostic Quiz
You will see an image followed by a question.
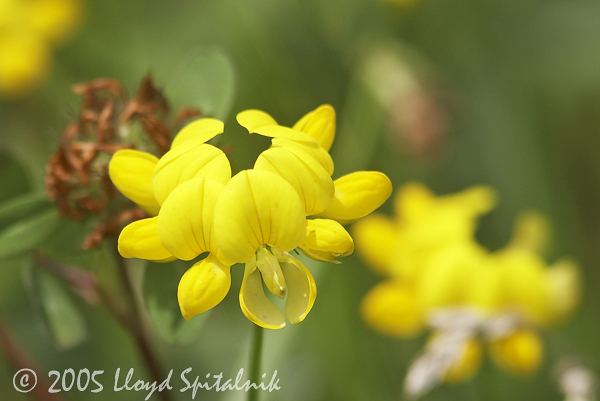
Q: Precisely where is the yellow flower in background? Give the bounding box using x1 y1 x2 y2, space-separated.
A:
469 212 581 326
355 183 495 337
355 183 581 394
490 329 543 375
353 183 495 279
0 0 81 96
110 105 393 329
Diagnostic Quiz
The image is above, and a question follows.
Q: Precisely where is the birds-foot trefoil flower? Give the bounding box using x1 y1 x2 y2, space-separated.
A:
0 0 81 96
354 183 581 395
110 105 393 329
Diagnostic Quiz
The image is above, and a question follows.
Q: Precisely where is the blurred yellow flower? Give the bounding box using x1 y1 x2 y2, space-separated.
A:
490 329 543 375
354 183 581 394
354 182 495 278
0 0 81 96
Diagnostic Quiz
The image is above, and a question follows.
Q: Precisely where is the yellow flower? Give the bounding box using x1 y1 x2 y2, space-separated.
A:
237 105 392 262
0 0 81 96
354 183 495 338
360 280 424 338
0 33 51 96
355 183 581 389
230 105 392 327
109 117 228 262
212 169 315 329
490 329 543 375
299 219 354 263
467 211 580 326
111 117 317 329
112 104 392 330
354 182 495 279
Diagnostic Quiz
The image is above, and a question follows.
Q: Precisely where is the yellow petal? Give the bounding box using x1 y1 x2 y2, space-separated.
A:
213 170 306 264
490 330 543 375
545 258 581 324
171 118 224 149
236 110 278 132
177 254 232 321
467 263 503 315
292 104 336 151
299 219 354 263
254 147 334 215
279 257 317 324
444 337 483 382
271 137 334 176
153 141 231 205
157 178 225 261
508 211 551 255
445 185 497 215
0 33 51 96
497 249 548 324
361 280 424 338
317 171 393 224
26 0 82 44
118 217 174 261
239 258 286 329
351 213 398 276
417 242 486 309
109 149 160 214
393 182 434 222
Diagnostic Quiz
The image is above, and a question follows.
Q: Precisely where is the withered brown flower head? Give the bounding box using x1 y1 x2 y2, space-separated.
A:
45 75 201 249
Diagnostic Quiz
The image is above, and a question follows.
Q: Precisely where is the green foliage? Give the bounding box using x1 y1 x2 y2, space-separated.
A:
27 263 88 350
0 151 30 203
166 49 236 121
0 193 58 259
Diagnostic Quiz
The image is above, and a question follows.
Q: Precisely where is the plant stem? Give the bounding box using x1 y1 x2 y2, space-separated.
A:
35 248 173 401
110 239 174 401
0 317 67 401
247 324 265 401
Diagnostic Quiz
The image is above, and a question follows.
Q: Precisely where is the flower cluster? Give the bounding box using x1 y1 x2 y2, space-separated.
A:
0 0 81 96
109 105 392 329
353 183 581 392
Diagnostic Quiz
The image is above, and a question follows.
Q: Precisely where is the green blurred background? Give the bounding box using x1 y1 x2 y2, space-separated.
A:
1 0 599 400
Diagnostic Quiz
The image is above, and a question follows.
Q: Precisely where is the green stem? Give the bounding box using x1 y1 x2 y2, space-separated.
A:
110 238 174 401
247 324 265 401
0 317 67 401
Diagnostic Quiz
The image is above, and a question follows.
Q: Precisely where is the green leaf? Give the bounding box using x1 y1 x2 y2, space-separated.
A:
0 192 53 230
0 200 59 259
28 264 88 350
38 217 100 262
0 151 31 204
166 48 236 121
143 259 210 344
